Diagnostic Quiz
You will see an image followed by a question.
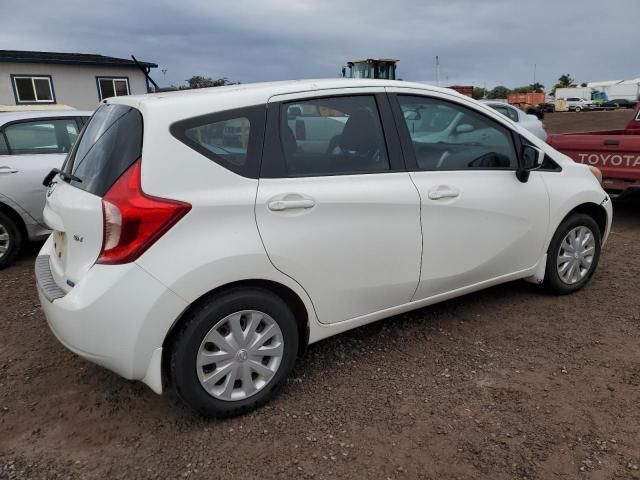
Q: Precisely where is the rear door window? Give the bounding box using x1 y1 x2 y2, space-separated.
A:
279 95 389 176
63 104 143 197
3 119 79 155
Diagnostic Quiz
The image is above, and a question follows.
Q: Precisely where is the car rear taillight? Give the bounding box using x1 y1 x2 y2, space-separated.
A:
97 158 191 265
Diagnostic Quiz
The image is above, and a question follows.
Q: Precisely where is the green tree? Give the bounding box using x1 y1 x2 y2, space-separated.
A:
512 82 545 93
472 87 487 99
172 76 236 90
528 82 545 92
187 76 233 89
487 85 511 99
552 74 576 95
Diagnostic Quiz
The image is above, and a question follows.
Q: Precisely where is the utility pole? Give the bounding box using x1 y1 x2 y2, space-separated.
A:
436 56 440 86
162 69 167 84
533 64 537 85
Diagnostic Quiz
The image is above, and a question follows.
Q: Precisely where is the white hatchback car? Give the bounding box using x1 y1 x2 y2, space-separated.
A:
36 79 612 417
0 110 91 267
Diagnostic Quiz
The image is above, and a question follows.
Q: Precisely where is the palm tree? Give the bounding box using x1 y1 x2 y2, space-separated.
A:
552 74 577 95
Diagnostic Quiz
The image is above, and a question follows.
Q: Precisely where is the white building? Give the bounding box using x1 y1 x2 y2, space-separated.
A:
0 50 157 111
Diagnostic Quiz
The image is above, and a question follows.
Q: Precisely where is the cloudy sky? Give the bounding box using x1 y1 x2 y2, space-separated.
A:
2 0 637 91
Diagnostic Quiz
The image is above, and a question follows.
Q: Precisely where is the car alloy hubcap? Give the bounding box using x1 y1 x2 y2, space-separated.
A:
556 226 596 285
196 310 284 401
0 223 10 259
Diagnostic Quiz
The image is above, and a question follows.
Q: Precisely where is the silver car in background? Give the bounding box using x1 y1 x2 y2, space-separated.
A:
0 110 91 267
481 101 548 141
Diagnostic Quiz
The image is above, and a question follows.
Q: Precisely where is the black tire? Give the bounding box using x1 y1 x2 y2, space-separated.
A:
575 106 582 112
0 211 23 269
170 287 299 418
543 213 601 295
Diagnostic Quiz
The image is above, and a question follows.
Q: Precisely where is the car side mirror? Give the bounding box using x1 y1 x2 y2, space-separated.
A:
455 124 473 134
517 144 544 182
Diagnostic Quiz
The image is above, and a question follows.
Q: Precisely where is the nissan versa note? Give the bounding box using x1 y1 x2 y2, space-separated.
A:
36 79 612 417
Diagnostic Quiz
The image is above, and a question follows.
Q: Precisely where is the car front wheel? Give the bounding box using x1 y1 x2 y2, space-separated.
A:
170 287 299 418
543 213 601 294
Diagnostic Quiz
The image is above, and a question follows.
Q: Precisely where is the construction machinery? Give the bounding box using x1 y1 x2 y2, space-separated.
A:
342 59 398 80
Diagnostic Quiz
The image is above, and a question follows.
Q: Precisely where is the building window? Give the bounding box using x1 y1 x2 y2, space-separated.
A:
97 77 130 100
11 75 55 104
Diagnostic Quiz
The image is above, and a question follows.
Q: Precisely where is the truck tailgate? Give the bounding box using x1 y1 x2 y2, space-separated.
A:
548 131 640 191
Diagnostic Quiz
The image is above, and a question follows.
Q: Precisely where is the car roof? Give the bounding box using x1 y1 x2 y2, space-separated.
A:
480 100 522 110
480 100 512 106
106 79 468 118
0 109 93 124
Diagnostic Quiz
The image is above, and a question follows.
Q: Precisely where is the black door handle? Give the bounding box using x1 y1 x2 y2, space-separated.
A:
604 139 620 146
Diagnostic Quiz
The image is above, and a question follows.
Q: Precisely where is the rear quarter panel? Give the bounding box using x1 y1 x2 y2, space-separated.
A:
131 101 318 337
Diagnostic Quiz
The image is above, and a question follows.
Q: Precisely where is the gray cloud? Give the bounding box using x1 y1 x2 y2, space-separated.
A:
1 0 637 90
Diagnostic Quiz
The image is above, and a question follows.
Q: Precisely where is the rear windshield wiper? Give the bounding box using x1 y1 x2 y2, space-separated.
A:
43 168 82 187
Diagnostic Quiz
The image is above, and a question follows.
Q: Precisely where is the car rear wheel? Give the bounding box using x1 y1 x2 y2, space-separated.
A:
543 213 601 295
170 287 299 418
575 106 582 112
0 211 23 269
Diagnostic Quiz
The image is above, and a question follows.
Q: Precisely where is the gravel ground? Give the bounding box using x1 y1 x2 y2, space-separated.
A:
1 110 639 479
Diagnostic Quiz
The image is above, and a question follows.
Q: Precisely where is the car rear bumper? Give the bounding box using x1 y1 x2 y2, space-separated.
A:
35 237 189 394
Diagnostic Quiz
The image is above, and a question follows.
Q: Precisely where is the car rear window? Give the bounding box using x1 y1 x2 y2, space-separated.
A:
63 103 142 197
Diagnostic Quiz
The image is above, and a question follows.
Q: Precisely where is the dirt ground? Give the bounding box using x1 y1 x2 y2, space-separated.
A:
543 109 633 134
1 110 639 480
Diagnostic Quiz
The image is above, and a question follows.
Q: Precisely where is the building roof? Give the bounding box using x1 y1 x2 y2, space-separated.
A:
0 50 157 68
587 78 640 88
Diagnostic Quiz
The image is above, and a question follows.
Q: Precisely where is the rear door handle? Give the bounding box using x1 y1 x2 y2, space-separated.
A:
0 166 19 174
604 139 620 146
428 188 459 200
268 198 316 211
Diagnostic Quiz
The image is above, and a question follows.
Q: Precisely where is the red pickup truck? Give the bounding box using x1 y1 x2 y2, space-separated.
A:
548 103 640 193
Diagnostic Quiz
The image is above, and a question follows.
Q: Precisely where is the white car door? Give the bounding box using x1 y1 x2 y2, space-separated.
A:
389 90 550 299
0 117 80 225
255 90 422 324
